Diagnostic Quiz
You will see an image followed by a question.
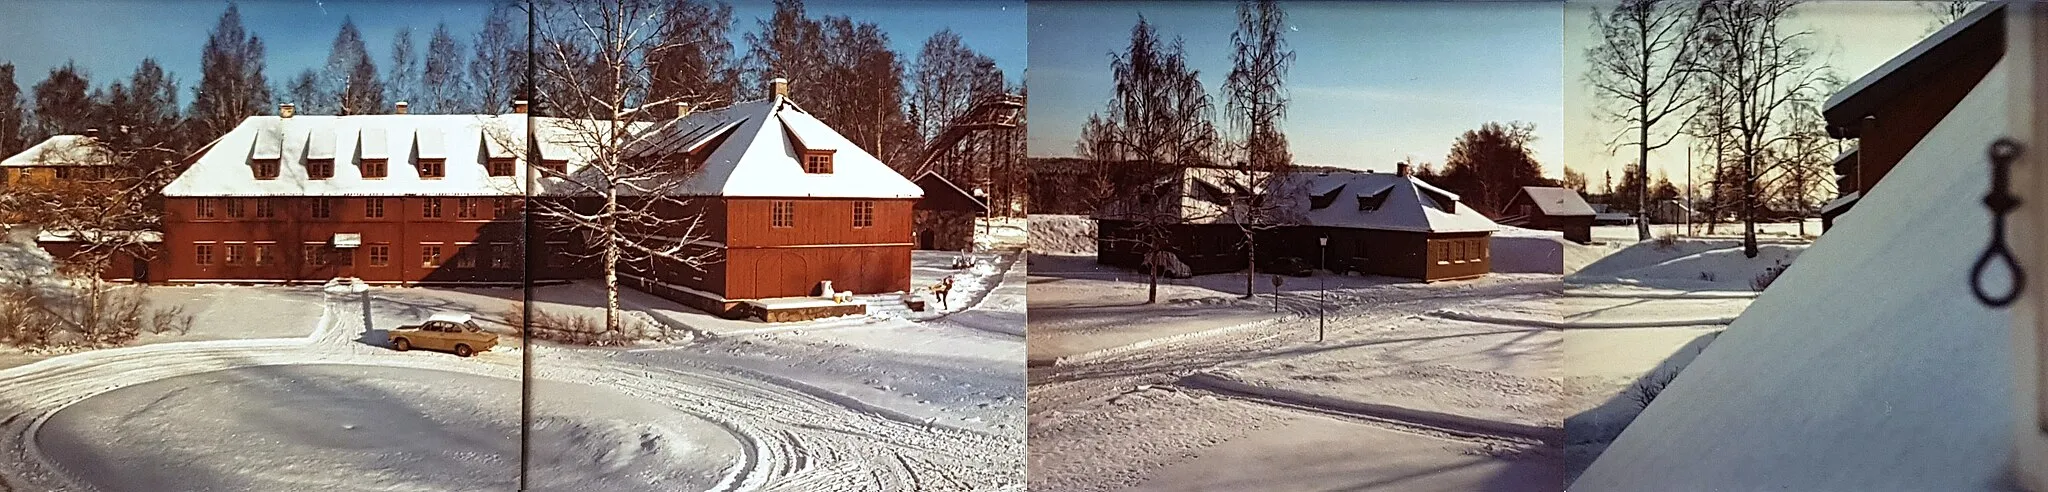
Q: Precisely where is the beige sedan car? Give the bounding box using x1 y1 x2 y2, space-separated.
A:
389 313 498 357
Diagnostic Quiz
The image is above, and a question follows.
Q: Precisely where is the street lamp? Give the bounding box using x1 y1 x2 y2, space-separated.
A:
1318 236 1328 343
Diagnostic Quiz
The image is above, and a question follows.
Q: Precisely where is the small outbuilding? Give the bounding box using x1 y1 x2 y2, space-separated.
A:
911 171 988 251
0 132 115 188
1499 186 1595 244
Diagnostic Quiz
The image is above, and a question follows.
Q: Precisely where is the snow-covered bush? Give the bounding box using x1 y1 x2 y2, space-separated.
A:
501 303 659 347
0 282 190 350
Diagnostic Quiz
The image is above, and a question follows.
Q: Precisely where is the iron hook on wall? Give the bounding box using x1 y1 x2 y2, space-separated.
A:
1974 138 2025 307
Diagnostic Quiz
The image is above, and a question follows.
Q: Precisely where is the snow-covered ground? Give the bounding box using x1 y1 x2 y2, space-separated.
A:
1028 244 1565 490
0 249 1028 490
1590 219 1822 246
1552 236 1808 481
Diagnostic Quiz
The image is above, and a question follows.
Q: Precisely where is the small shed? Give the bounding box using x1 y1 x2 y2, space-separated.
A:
912 171 988 251
1500 186 1595 244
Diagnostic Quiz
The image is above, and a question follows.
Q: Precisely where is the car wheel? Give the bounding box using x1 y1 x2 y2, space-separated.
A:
393 338 410 351
454 344 473 357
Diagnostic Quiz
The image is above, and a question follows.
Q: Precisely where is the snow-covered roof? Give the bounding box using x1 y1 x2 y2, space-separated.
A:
1512 186 1596 217
1093 168 1496 234
162 113 594 197
164 95 921 199
1 135 113 167
627 97 921 199
1574 57 2012 491
1823 1 2004 134
1275 171 1496 233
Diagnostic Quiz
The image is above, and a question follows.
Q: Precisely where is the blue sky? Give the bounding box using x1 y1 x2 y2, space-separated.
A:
0 0 1025 104
1028 1 1566 173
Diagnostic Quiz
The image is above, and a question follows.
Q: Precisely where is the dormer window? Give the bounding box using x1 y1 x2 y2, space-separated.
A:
803 151 833 174
487 157 516 177
253 159 280 179
418 158 446 179
362 159 388 179
307 159 334 179
1357 188 1392 212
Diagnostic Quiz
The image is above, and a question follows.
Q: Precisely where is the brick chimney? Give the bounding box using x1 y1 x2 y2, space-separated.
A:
675 101 693 120
512 100 529 114
279 103 296 119
1397 162 1413 177
769 77 789 98
394 101 409 114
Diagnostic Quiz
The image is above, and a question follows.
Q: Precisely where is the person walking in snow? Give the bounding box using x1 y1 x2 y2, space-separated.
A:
932 275 955 310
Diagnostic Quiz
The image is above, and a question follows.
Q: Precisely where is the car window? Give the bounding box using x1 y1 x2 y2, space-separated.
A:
463 321 482 332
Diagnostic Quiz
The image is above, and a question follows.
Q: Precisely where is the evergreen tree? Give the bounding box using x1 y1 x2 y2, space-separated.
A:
0 64 25 156
31 62 93 138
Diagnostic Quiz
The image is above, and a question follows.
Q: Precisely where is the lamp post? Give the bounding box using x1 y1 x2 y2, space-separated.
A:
1318 236 1328 343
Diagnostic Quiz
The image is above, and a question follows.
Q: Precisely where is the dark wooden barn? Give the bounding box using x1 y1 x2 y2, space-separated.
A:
1094 165 1500 282
1499 186 1595 244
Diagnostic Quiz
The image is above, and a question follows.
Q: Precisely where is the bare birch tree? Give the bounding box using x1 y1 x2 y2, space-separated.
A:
1586 0 1704 241
1222 0 1294 298
1684 0 1829 257
519 0 723 338
1078 16 1219 304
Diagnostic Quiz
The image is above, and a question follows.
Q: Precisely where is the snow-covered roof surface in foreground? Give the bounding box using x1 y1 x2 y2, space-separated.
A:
1513 186 1596 216
164 97 921 199
1274 171 1498 233
1573 60 2013 491
1 135 112 167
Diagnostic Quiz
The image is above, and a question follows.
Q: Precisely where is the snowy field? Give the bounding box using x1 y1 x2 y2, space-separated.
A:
1590 219 1822 246
0 248 1028 490
1027 240 1566 490
1554 236 1808 481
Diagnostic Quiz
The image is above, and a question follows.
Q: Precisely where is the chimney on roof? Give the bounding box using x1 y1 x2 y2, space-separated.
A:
1397 162 1413 177
279 103 296 119
769 77 790 98
675 101 693 120
83 128 99 140
394 101 409 115
512 100 529 114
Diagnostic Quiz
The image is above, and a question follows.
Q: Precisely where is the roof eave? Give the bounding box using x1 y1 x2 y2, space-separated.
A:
1823 1 2006 130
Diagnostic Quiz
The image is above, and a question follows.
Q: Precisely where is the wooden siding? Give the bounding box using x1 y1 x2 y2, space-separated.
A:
725 198 914 248
1846 39 2002 194
722 245 910 299
1100 220 1493 282
159 196 578 284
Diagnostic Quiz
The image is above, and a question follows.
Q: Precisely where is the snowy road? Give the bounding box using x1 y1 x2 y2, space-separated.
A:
0 281 1022 491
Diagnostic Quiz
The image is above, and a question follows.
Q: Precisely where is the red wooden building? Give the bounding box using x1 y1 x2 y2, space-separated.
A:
157 81 923 320
621 81 923 318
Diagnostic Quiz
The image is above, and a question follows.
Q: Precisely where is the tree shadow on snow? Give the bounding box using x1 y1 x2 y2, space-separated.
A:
1561 330 1721 484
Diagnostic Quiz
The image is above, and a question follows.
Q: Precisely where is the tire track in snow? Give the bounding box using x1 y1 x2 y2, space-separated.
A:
0 286 1013 491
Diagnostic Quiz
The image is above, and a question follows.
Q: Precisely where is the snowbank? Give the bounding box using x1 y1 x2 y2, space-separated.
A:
1571 61 2012 490
1568 238 1806 291
1029 214 1095 255
1490 227 1567 274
